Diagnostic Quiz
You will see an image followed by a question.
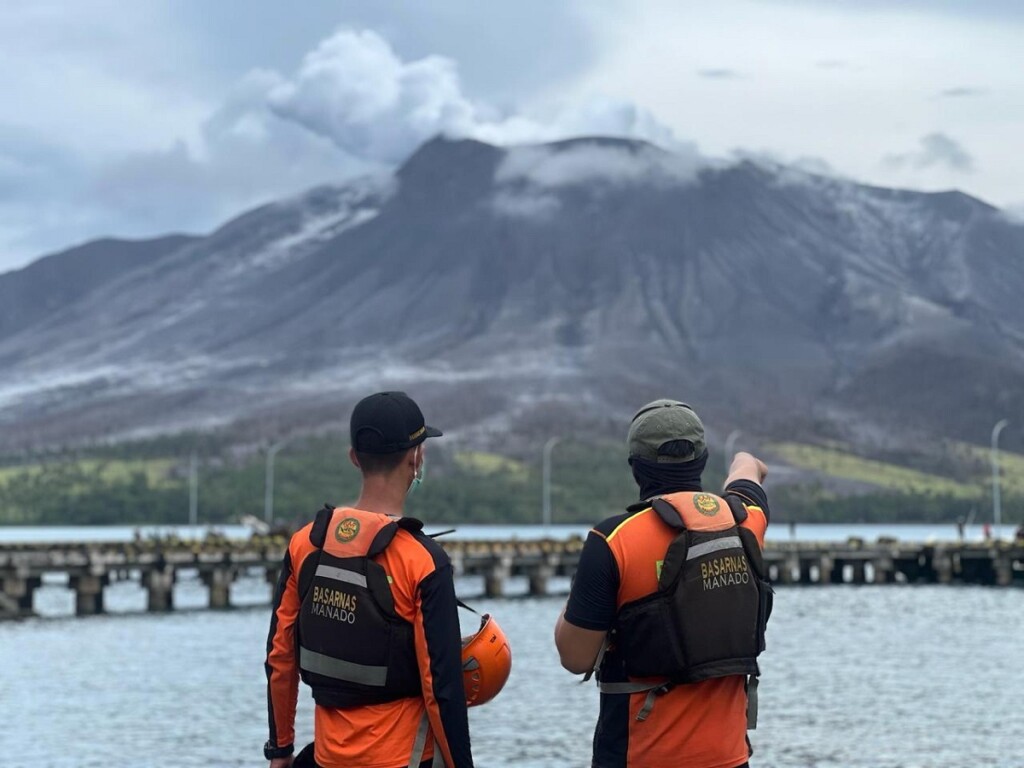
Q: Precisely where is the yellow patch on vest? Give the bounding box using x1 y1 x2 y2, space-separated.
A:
335 517 360 543
694 493 720 516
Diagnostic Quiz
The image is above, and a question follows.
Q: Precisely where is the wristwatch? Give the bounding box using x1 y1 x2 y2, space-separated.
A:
264 740 294 760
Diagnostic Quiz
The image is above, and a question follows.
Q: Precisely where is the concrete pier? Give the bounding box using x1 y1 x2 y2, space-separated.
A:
1 535 1022 619
144 568 175 612
2 575 39 617
202 568 235 609
484 557 511 598
70 574 106 616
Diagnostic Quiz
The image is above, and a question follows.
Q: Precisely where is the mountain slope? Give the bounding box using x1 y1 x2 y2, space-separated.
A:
1 136 1023 455
0 234 197 341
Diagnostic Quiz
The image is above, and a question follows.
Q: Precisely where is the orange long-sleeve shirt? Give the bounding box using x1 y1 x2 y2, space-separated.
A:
265 508 473 768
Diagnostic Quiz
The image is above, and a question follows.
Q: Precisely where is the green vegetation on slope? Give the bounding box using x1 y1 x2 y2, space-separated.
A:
0 436 642 527
763 440 1023 524
1 435 1019 527
766 442 978 498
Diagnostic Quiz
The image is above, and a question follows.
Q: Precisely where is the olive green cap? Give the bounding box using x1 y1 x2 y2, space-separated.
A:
627 399 706 463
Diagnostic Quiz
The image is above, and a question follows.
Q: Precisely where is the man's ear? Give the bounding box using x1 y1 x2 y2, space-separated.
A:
349 447 360 469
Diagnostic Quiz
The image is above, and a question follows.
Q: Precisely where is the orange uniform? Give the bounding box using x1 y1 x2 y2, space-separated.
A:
265 507 472 768
564 479 769 768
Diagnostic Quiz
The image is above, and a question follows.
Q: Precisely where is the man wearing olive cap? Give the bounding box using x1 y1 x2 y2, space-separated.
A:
555 400 771 768
264 392 473 768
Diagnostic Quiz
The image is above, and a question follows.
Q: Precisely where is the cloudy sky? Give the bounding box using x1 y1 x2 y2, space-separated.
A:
1 0 1022 272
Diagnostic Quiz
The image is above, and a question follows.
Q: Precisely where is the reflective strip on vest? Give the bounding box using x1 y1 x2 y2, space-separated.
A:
315 564 368 588
685 536 743 561
299 647 388 686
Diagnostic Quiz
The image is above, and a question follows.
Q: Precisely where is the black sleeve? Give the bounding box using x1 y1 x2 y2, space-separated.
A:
419 563 474 768
724 478 771 522
564 531 620 632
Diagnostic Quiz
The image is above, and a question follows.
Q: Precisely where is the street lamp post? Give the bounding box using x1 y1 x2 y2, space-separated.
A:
542 436 562 528
724 430 742 475
265 439 290 526
991 419 1010 533
188 450 199 527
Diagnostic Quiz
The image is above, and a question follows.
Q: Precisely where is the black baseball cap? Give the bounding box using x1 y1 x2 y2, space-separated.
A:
350 391 443 454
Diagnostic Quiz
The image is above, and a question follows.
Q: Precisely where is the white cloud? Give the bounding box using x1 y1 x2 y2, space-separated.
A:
490 190 561 220
1002 203 1024 225
496 142 703 189
263 28 678 164
577 1 1024 206
488 141 706 221
0 23 686 272
884 133 975 173
5 2 1024 271
939 86 987 98
0 69 374 271
696 68 743 80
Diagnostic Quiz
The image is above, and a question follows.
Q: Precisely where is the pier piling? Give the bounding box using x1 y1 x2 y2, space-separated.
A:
2 576 39 617
144 569 176 612
202 568 236 609
70 574 106 616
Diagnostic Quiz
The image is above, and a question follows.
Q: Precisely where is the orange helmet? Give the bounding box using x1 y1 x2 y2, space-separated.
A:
461 613 512 707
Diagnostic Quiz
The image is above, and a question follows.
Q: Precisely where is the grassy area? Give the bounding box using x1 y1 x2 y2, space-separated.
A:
766 442 981 499
0 458 176 488
943 441 1024 496
453 451 529 482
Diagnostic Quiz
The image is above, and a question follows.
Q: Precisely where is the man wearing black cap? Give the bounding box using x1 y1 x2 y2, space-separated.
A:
554 399 771 768
264 392 473 768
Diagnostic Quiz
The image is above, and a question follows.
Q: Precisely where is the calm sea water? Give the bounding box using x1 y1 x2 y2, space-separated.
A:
1 521 1018 544
2 526 1022 767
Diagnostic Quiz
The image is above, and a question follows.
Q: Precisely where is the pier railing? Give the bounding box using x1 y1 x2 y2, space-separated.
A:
1 536 1022 618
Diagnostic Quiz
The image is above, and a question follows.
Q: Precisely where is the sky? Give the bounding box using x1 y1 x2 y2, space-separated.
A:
1 0 1022 273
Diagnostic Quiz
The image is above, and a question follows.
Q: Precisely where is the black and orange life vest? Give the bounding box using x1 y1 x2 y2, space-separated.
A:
610 491 772 684
296 506 422 708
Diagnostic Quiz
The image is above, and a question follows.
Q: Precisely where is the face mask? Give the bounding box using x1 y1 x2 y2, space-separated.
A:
408 453 425 496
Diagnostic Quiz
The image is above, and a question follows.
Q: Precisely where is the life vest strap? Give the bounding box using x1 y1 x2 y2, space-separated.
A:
597 681 671 721
746 674 759 730
408 712 444 768
600 675 760 726
582 635 611 684
409 712 430 768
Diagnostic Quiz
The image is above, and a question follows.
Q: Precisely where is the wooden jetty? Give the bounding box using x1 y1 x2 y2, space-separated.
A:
1 535 1022 619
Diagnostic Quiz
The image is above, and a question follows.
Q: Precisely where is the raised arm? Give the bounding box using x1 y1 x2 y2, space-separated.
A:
724 451 768 488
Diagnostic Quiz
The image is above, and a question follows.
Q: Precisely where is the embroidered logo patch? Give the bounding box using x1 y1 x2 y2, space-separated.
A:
694 493 720 516
335 517 361 543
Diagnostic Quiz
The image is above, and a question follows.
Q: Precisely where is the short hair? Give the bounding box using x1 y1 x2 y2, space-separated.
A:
355 447 411 476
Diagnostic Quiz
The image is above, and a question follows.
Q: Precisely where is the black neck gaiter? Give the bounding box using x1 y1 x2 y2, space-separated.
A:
629 450 707 502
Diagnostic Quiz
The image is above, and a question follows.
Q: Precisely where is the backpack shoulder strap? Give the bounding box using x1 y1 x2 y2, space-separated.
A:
367 516 424 557
308 503 335 549
725 494 749 524
651 497 687 530
656 531 690 589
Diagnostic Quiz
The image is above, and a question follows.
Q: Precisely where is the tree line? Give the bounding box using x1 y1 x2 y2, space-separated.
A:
0 436 1018 527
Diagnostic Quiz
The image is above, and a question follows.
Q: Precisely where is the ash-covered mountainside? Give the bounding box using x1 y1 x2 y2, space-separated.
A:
2 136 1023 453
